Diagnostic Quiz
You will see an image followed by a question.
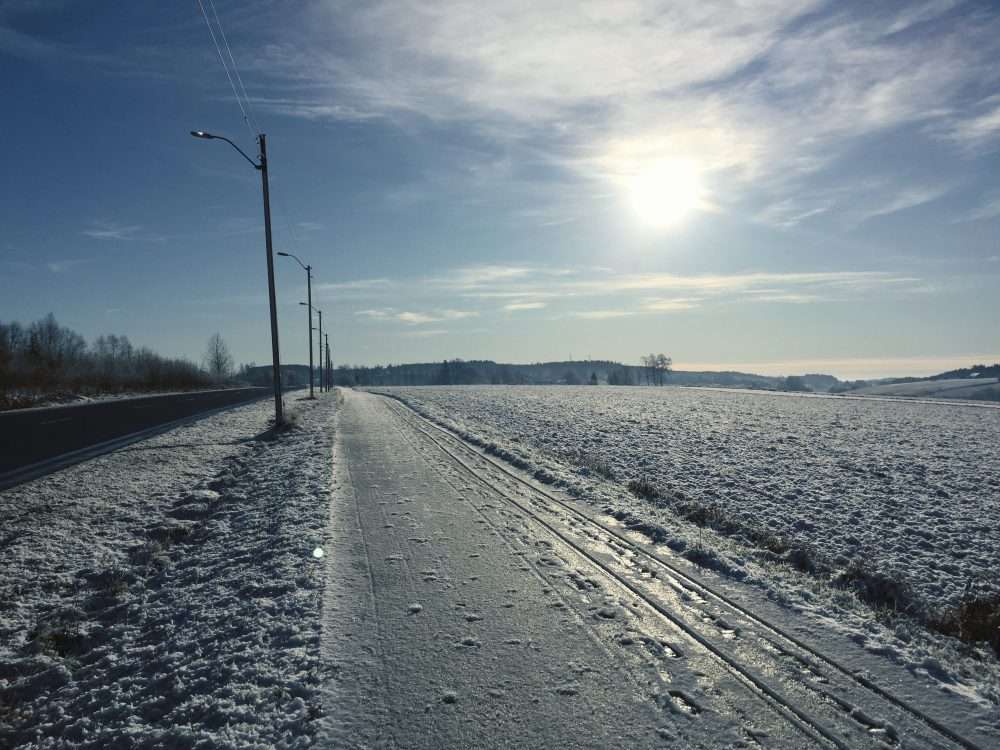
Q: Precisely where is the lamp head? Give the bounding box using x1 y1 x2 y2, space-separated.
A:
277 252 290 257
190 130 215 139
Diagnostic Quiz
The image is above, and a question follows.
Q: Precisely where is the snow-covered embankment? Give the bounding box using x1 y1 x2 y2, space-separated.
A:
1 395 336 748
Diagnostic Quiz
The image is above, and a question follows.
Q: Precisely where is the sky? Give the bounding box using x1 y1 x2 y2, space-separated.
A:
1 0 999 380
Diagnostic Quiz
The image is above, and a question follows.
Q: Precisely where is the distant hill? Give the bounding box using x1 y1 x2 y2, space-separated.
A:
323 359 840 391
929 363 1000 381
850 362 1000 402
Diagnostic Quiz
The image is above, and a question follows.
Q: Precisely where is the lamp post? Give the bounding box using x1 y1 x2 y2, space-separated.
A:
282 252 314 399
190 130 283 424
296 302 315 397
315 309 323 392
325 333 331 390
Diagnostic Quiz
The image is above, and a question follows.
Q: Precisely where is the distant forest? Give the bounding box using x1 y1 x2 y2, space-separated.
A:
317 359 805 390
0 314 215 409
930 363 1000 380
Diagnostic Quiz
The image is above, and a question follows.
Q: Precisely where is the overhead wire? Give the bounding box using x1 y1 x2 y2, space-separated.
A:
196 0 305 254
195 0 255 141
206 0 261 136
193 0 323 338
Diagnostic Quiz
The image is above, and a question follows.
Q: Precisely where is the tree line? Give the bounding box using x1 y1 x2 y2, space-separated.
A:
330 356 673 387
0 313 234 409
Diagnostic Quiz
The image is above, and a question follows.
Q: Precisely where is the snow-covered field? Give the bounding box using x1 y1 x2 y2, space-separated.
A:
0 395 335 749
854 377 1000 400
373 386 1000 617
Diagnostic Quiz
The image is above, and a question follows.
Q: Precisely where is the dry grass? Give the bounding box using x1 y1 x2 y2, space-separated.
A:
574 451 616 481
930 592 1000 657
626 476 660 499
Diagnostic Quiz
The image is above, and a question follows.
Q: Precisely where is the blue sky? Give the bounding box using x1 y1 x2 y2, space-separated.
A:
1 0 998 379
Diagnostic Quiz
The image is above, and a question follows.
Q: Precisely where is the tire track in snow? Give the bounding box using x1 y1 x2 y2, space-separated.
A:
380 394 984 750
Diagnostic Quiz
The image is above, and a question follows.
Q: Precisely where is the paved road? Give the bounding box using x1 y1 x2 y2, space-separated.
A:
0 388 268 475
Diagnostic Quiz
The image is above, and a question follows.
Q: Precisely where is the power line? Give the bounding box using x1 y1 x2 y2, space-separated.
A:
207 0 260 135
193 0 320 310
195 0 254 140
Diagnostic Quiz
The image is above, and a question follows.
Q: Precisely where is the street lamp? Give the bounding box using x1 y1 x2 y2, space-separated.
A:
314 308 323 392
190 129 283 423
325 332 331 391
283 253 315 399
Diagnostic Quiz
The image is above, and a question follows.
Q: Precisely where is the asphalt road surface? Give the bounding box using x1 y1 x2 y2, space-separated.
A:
0 388 269 476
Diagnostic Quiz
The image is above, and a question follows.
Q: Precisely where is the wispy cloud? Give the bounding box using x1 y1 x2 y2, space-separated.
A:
349 264 924 315
0 6 116 67
743 293 820 304
356 307 478 325
354 308 394 320
642 298 701 312
852 184 952 223
503 301 547 311
943 98 1000 151
82 221 162 242
953 192 1000 223
263 2 1000 224
47 259 90 273
319 278 394 292
433 265 534 288
571 310 634 320
402 328 448 337
884 0 961 36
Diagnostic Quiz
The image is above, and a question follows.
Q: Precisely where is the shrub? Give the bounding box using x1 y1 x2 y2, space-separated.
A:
28 621 85 658
929 592 1000 657
627 476 660 499
835 561 917 616
574 451 616 481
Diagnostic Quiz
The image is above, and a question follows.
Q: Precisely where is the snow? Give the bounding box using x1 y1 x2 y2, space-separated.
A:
372 385 1000 713
854 377 1000 399
0 395 336 749
4 382 998 745
373 385 999 610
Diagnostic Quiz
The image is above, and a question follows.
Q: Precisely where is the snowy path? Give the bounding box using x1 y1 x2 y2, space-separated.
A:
320 390 987 749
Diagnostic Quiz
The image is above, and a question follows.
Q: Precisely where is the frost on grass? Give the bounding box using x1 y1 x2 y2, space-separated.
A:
0 396 337 748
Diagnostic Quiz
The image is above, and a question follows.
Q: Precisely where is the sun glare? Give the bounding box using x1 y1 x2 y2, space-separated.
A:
626 158 705 229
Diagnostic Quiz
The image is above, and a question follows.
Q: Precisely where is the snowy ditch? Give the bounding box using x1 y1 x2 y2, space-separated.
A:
372 385 1000 713
0 395 336 749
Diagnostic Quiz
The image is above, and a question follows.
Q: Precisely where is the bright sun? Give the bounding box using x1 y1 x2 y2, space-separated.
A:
626 158 705 229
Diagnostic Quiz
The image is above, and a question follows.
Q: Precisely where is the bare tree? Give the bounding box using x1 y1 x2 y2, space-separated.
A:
639 353 672 385
654 353 672 386
204 333 234 382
